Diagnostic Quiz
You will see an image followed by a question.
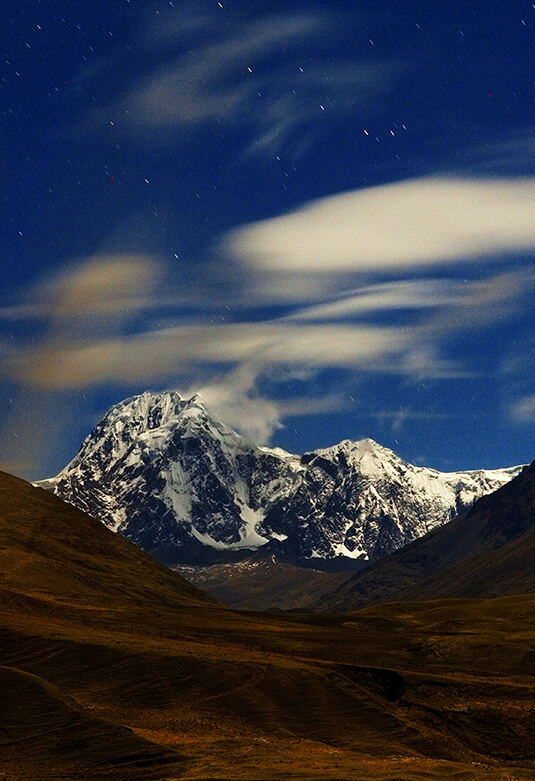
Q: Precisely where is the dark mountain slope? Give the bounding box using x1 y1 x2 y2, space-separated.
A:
3 469 535 779
0 469 216 612
0 664 180 777
307 460 535 613
175 554 345 611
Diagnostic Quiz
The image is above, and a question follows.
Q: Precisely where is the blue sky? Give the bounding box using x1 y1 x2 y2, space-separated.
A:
3 0 535 479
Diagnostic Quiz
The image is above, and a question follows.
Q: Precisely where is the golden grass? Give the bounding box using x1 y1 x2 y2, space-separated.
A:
2 470 535 780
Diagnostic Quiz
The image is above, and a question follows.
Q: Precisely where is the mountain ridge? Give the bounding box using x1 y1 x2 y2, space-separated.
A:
304 459 535 612
39 390 522 569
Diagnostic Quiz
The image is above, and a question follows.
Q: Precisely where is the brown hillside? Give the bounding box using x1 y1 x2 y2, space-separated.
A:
0 470 216 611
2 469 535 780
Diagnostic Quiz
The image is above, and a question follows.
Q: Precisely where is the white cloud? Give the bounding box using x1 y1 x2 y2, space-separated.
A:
6 250 528 403
424 268 535 336
277 393 351 418
460 129 535 174
400 345 474 380
6 198 534 476
3 254 163 322
188 369 350 445
195 366 283 445
245 60 403 156
6 321 416 390
94 13 322 130
509 395 535 423
224 176 535 272
287 279 466 321
2 254 164 389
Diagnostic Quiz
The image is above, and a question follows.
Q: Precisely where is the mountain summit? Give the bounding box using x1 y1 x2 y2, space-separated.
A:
40 391 522 569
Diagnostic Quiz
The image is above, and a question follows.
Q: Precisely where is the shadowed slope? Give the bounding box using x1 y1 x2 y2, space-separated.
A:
3 469 535 779
308 460 535 613
0 665 181 778
0 470 216 611
0 470 214 778
175 555 346 611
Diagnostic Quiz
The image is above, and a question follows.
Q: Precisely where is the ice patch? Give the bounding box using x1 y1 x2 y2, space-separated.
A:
190 521 269 550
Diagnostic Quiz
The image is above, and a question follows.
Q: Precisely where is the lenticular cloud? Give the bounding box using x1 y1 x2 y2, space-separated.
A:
224 177 535 272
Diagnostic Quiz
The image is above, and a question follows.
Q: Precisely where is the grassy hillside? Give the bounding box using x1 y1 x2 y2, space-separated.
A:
2 470 535 780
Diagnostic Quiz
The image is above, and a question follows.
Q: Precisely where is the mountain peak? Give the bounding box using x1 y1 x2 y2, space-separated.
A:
183 392 212 414
107 390 187 427
307 437 401 479
102 391 220 437
347 437 391 457
39 391 523 569
319 436 391 456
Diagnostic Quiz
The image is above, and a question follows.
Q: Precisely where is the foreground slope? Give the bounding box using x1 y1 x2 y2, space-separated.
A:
0 469 216 612
0 469 213 779
3 469 535 780
39 390 521 569
309 460 535 613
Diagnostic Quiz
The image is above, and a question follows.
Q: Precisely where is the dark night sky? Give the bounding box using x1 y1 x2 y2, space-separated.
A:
3 0 535 479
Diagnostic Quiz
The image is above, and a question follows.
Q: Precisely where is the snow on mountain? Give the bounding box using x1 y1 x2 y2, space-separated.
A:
39 391 302 565
38 391 523 569
261 438 521 565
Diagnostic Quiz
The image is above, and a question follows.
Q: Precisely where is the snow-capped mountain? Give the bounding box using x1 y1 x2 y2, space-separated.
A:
39 391 522 569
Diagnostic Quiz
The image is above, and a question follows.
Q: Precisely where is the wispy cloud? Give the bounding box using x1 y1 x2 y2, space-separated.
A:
5 178 535 442
509 394 535 423
195 382 352 448
0 254 166 478
0 254 162 326
286 279 467 321
6 321 416 390
423 268 535 337
5 172 535 477
284 272 533 335
194 366 283 445
458 128 535 174
1 250 420 458
84 6 407 155
371 407 466 425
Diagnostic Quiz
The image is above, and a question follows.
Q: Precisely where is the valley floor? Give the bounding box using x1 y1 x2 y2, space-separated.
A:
2 594 535 780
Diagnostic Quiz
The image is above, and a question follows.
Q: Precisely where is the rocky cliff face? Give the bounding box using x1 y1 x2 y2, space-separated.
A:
39 391 522 569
